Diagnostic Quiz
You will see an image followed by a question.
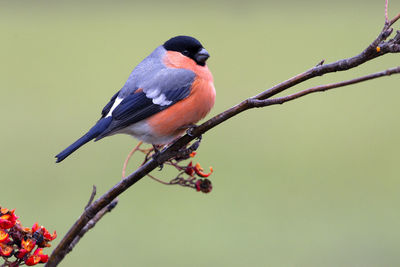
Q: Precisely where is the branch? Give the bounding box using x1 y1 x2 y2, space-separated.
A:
85 185 97 210
248 66 400 107
66 199 118 255
63 186 119 256
253 24 399 102
46 9 400 267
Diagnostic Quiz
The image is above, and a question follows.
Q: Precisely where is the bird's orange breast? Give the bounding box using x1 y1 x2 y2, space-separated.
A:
146 51 216 141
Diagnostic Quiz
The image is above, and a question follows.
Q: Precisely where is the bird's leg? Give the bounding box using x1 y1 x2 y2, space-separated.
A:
178 124 202 140
185 124 197 137
186 125 202 144
174 135 203 162
152 144 164 170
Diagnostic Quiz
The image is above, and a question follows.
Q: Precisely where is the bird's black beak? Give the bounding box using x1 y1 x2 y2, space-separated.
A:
195 48 210 66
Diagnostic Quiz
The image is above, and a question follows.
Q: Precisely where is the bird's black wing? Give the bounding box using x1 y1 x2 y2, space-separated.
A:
95 68 195 140
101 90 120 118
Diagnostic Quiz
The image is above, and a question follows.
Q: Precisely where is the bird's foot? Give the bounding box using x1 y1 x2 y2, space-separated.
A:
174 135 203 162
152 144 164 170
186 124 198 137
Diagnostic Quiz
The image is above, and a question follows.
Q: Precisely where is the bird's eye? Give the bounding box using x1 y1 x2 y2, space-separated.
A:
182 50 190 56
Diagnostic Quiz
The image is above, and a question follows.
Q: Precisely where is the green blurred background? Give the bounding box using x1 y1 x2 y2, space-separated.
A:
1 0 400 266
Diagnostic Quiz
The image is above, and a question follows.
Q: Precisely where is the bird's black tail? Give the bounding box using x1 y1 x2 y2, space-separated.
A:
55 117 112 163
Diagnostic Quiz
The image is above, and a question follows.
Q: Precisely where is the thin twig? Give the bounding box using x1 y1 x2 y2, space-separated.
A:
389 13 400 27
65 199 119 255
85 185 96 210
386 0 389 24
63 186 118 256
253 12 399 101
248 66 400 107
146 173 172 185
316 59 325 67
122 141 143 178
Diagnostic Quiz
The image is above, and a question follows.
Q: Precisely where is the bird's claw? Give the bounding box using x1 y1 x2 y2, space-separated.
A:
152 145 164 170
186 125 197 137
173 135 203 162
190 135 202 150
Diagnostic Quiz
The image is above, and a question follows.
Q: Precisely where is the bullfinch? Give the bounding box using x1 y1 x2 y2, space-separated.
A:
55 36 215 163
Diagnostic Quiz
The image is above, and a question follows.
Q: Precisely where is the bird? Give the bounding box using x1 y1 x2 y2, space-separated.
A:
55 35 215 163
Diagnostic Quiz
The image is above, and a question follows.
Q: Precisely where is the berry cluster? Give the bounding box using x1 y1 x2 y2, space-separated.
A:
0 207 56 266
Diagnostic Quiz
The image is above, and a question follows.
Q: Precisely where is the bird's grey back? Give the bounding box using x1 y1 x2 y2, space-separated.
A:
119 46 166 97
118 46 195 98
